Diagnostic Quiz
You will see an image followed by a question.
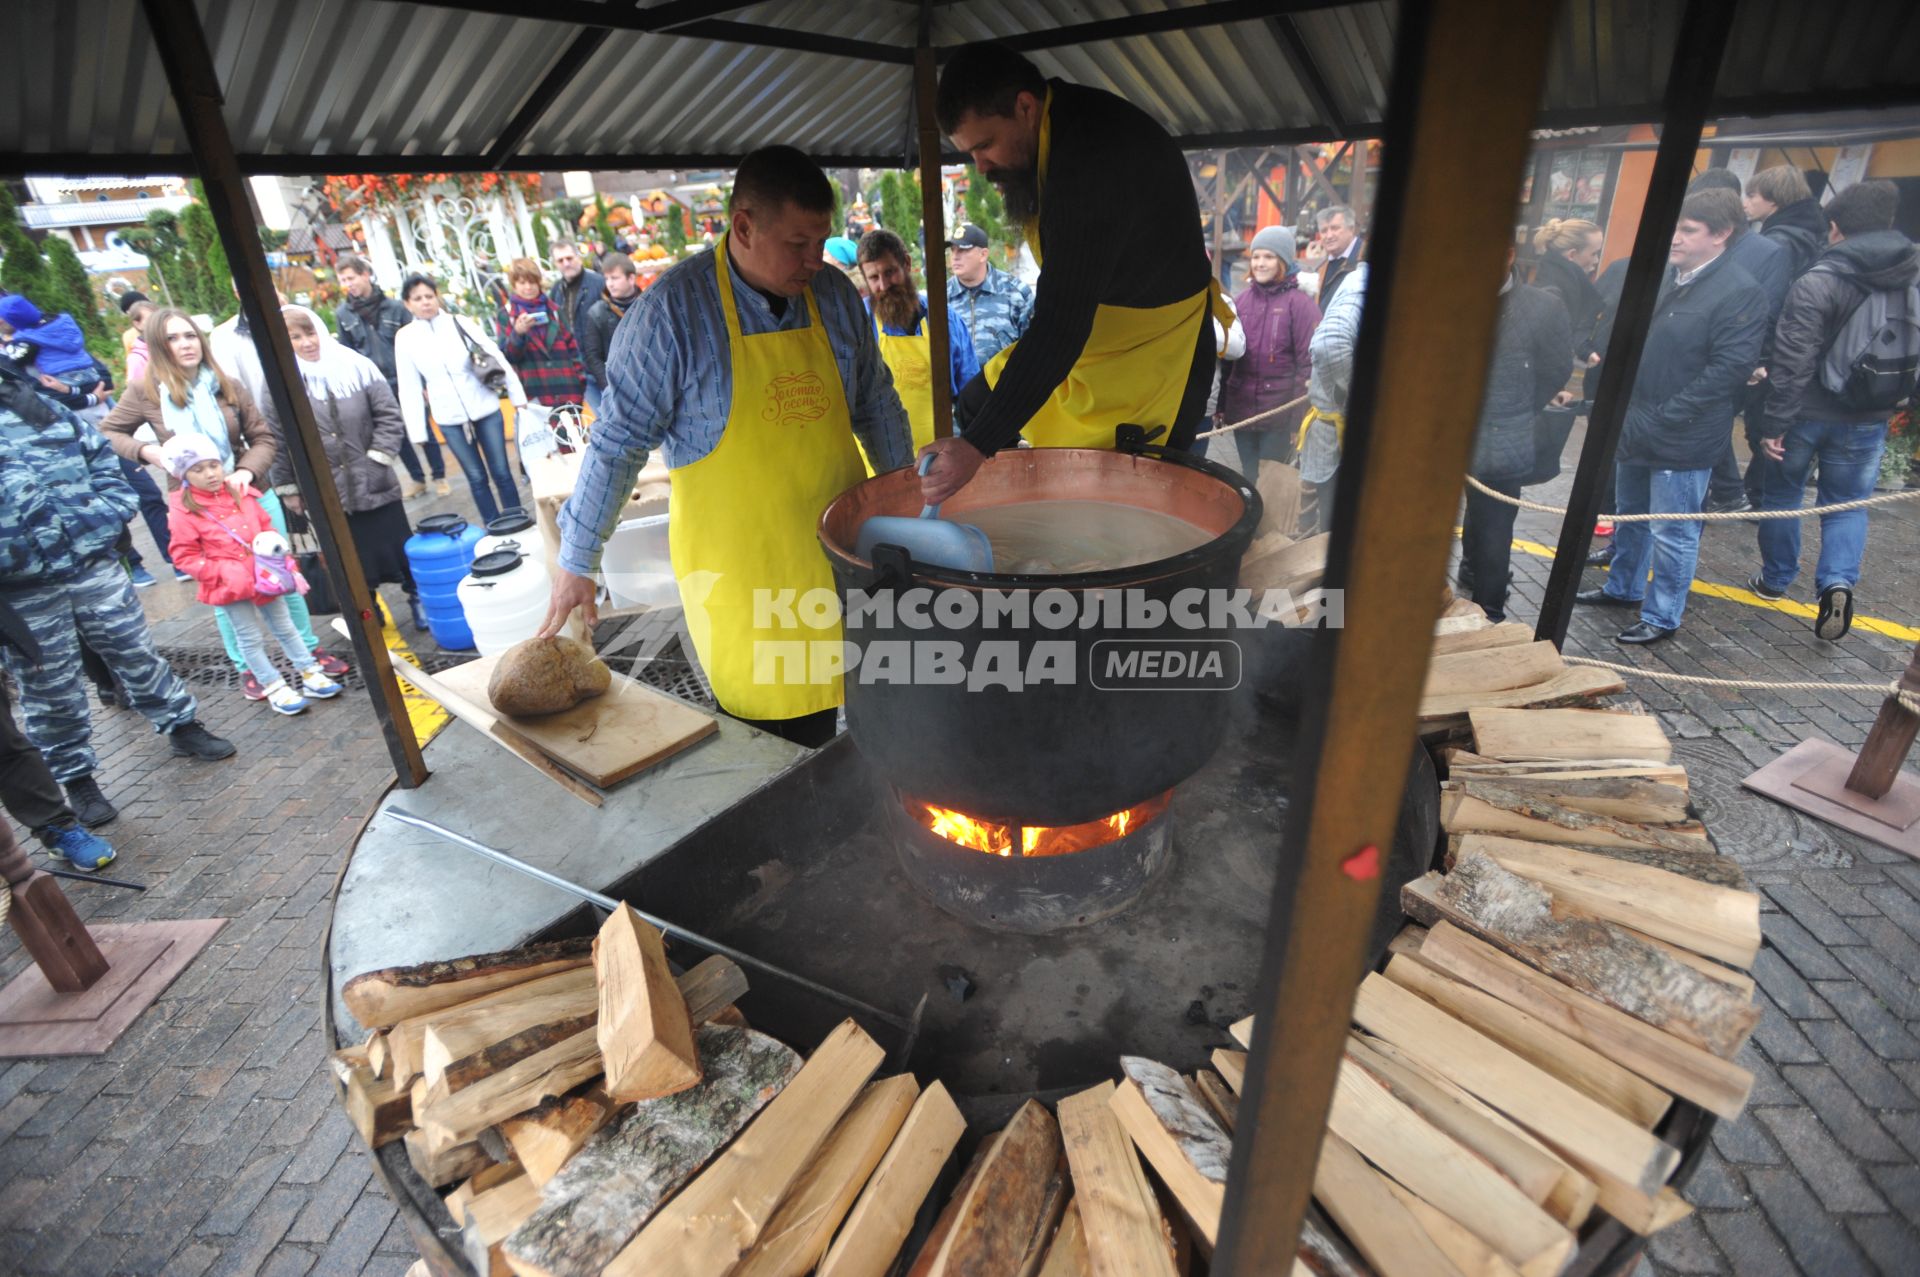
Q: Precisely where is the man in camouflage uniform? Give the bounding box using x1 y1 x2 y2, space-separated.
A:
945 224 1033 367
0 381 233 835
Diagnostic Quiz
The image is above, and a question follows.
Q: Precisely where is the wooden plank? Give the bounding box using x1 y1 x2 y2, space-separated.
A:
1418 922 1754 1121
504 1025 802 1277
435 645 717 788
1453 836 1760 967
1312 1131 1467 1277
1351 974 1679 1194
1420 665 1626 724
734 1074 919 1277
342 936 595 1030
1211 1049 1246 1096
1037 1201 1093 1277
1421 641 1567 700
1379 1177 1524 1277
603 1019 885 1277
1383 954 1672 1129
1191 1071 1239 1135
1058 1082 1179 1277
1327 1056 1575 1276
1441 788 1710 853
1345 1035 1594 1228
818 1080 966 1277
596 905 701 1102
1431 621 1538 657
342 1061 412 1149
498 1085 617 1188
914 1099 1063 1277
1403 855 1760 1058
417 1028 602 1146
387 649 606 806
1470 708 1671 763
1109 1059 1231 1247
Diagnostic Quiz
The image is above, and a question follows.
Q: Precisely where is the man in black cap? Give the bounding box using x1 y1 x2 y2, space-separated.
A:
945 222 1032 367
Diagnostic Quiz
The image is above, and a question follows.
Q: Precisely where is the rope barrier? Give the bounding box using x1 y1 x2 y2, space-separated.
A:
1464 473 1920 522
1560 654 1920 717
1197 392 1312 439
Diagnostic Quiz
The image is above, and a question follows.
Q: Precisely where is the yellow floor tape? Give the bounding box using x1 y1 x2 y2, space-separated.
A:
370 601 452 744
1507 536 1920 643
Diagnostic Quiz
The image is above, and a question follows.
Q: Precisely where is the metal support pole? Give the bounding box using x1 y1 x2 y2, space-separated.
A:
141 0 429 789
1534 0 1738 647
1212 0 1557 1269
914 37 954 438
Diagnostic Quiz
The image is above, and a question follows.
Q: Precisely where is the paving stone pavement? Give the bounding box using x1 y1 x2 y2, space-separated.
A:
0 432 1913 1273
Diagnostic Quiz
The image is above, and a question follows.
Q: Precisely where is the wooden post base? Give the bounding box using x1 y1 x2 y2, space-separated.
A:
0 919 224 1057
6 871 110 991
1743 738 1920 861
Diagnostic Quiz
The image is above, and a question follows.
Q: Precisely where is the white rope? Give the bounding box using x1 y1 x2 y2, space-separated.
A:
1465 473 1920 522
1197 393 1312 439
1561 654 1920 717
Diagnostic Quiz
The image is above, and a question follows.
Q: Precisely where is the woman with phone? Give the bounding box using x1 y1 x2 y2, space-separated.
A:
497 257 587 411
393 274 529 523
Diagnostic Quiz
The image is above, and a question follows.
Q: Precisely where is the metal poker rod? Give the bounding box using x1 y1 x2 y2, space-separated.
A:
386 808 910 1032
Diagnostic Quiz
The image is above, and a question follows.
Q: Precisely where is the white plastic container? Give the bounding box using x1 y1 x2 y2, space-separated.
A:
601 513 677 609
474 511 551 579
457 549 552 656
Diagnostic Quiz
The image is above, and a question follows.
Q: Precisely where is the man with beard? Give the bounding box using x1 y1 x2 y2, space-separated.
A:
856 229 981 457
918 42 1228 505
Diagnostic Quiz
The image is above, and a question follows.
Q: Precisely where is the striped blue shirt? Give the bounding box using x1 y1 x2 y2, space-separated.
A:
558 245 914 575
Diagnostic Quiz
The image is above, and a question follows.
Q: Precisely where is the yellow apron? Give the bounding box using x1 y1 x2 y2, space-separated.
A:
863 312 938 474
981 87 1235 449
1295 405 1346 454
668 236 866 720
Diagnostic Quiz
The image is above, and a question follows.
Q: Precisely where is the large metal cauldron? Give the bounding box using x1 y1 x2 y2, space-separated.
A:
819 442 1261 826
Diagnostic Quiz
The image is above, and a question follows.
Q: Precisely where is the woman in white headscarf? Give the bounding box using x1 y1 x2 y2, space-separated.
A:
262 306 424 631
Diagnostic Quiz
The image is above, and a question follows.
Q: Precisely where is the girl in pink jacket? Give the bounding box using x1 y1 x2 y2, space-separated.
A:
162 434 342 716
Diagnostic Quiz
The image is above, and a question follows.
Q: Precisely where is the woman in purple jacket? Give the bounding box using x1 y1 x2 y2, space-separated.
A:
1218 225 1320 477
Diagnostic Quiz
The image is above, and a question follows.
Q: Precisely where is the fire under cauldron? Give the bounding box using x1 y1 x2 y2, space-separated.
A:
820 441 1261 932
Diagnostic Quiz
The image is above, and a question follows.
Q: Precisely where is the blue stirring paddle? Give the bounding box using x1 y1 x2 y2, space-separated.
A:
854 453 996 573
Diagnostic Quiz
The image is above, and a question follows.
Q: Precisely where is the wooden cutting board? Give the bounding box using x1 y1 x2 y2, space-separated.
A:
433 651 718 787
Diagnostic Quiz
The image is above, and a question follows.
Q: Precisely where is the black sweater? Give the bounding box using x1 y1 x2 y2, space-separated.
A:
957 80 1214 454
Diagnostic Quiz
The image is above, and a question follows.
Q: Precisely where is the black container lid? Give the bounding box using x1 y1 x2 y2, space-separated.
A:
468 549 523 577
485 511 535 536
416 513 469 537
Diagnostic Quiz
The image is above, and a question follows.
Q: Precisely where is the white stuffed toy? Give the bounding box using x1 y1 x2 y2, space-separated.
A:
249 530 309 598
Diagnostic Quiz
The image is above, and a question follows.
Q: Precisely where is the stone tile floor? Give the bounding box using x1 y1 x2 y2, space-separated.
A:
0 435 1914 1273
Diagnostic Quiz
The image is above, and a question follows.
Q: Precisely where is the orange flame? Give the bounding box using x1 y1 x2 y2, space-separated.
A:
910 792 1170 858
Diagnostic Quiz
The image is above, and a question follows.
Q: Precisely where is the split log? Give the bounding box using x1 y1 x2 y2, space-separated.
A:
461 1172 542 1277
1448 834 1743 891
1378 1177 1524 1277
1444 757 1688 787
1441 785 1710 853
1058 1082 1180 1277
1037 1201 1092 1277
1242 532 1329 596
1450 775 1691 824
1417 922 1754 1120
446 1160 525 1227
1327 1056 1575 1276
1017 1151 1075 1277
1109 1058 1231 1247
1469 708 1671 763
363 1033 388 1078
1383 954 1671 1129
1210 1049 1246 1096
404 1126 494 1188
904 1141 994 1277
1421 641 1568 701
416 1028 602 1146
1403 855 1760 1058
603 1020 884 1277
734 1074 918 1277
675 954 751 1025
1618 927 1756 998
1312 1131 1467 1277
1345 1035 1594 1228
1451 835 1759 967
1419 666 1626 725
342 936 595 1029
424 1008 598 1102
1350 973 1680 1195
1431 621 1537 657
504 1025 803 1277
388 965 596 1086
341 1061 412 1149
1191 1071 1239 1135
332 1038 371 1074
909 1099 1064 1277
595 905 701 1101
818 1080 966 1277
1227 1016 1252 1050
498 1085 618 1188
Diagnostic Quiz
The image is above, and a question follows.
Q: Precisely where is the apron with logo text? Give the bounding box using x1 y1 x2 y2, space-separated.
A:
669 237 865 720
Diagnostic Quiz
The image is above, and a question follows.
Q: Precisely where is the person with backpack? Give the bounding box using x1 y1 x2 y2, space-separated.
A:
1749 180 1919 640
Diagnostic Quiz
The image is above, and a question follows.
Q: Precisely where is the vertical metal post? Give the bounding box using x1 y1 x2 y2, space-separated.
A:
1212 0 1557 1269
141 0 429 788
1213 149 1230 288
1534 0 1738 647
914 27 954 439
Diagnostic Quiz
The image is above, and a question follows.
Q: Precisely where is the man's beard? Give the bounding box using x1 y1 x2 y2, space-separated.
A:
990 165 1040 222
872 278 920 331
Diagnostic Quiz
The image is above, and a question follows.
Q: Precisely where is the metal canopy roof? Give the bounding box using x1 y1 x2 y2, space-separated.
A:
6 0 1920 175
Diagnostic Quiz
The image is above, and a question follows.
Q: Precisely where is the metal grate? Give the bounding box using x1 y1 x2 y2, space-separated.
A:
612 631 716 710
155 645 471 692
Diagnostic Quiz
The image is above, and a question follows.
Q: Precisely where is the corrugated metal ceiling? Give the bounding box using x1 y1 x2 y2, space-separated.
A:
3 0 1918 173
